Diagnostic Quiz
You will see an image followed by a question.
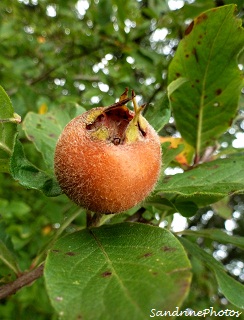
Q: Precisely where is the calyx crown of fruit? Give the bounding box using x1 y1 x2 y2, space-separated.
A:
85 88 147 145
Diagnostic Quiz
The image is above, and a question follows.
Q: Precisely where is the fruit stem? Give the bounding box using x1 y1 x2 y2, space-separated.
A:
87 211 103 228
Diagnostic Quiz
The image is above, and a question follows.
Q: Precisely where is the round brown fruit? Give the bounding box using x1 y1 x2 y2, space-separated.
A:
54 89 161 214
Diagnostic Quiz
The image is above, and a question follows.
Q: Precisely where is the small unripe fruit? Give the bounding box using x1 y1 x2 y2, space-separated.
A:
54 89 161 214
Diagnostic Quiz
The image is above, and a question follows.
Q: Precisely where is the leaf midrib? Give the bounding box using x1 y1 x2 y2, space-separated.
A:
196 12 229 158
90 229 147 319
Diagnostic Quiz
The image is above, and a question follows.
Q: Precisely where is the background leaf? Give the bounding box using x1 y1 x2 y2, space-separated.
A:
143 93 171 132
180 229 244 250
23 104 85 171
45 223 192 320
0 240 20 275
168 5 244 157
179 236 244 309
160 142 185 172
10 139 61 197
0 86 19 172
158 157 244 206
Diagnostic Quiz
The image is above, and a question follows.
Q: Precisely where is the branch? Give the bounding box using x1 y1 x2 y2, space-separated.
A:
0 264 44 300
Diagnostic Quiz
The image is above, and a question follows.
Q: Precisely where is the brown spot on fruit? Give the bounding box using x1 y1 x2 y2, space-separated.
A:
185 21 194 35
54 90 161 214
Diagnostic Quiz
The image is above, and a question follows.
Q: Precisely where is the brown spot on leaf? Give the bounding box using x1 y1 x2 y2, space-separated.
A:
28 135 35 141
162 246 176 252
175 72 181 78
185 54 190 58
65 251 76 256
47 116 55 120
152 272 158 276
208 165 219 170
195 79 200 83
215 88 222 96
102 271 112 278
228 118 234 126
49 133 57 138
196 13 208 24
185 21 194 35
192 48 198 62
51 249 60 253
141 252 153 258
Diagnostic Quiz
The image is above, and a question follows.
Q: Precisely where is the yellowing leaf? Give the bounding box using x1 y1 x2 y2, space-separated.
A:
160 137 194 166
38 103 48 115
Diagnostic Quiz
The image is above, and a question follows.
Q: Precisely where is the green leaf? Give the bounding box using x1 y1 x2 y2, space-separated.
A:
168 5 244 157
10 138 61 197
145 195 198 217
179 236 244 309
212 197 232 219
0 221 20 275
0 239 20 275
173 200 199 217
144 94 170 132
160 142 185 171
167 77 188 98
180 229 244 250
44 223 192 320
23 104 85 171
0 86 19 172
158 157 244 206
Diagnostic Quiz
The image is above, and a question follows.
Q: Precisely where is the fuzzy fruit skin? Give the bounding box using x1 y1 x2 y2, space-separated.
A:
54 107 161 214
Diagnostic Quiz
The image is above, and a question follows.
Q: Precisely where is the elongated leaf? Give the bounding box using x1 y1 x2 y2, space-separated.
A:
179 236 244 309
0 86 19 172
10 138 61 197
168 5 244 157
23 104 85 171
160 137 195 166
180 229 244 250
160 142 184 171
0 240 19 275
144 94 170 132
158 157 244 206
145 195 198 217
45 223 192 320
212 197 232 219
